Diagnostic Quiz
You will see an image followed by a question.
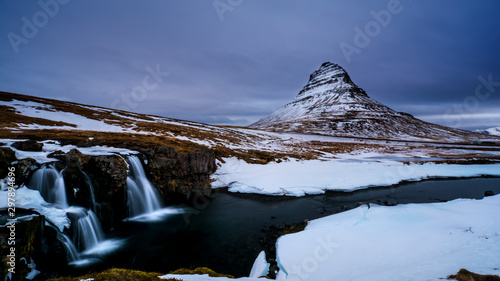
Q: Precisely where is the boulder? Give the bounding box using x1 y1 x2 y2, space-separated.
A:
11 140 43 152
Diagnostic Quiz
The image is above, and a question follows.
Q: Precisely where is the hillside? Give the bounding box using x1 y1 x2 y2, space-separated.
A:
1 90 499 166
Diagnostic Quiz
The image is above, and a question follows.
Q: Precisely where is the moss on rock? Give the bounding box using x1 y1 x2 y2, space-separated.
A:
48 268 180 281
169 266 234 278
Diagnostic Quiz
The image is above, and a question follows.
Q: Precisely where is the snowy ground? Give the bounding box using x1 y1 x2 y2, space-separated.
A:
275 195 500 281
212 156 500 196
0 139 137 163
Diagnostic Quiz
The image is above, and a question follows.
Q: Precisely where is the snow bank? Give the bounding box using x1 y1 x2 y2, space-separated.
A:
212 157 500 196
249 251 270 278
0 184 70 231
275 195 500 281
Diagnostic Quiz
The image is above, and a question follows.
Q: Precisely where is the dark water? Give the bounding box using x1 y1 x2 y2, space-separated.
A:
91 177 500 277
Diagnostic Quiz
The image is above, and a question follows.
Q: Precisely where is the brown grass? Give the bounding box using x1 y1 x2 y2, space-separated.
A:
2 90 500 164
47 268 178 281
169 267 234 278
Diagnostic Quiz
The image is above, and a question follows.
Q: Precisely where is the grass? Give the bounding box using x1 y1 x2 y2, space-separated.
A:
448 269 500 281
169 267 234 278
47 268 179 281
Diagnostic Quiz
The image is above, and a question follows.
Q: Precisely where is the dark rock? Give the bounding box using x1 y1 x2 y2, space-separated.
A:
356 202 371 208
14 158 39 186
11 140 43 151
383 200 397 206
259 220 308 279
341 205 349 210
47 150 66 161
82 154 128 230
76 140 93 147
484 190 495 197
65 149 89 168
0 209 51 281
140 146 217 201
0 147 16 179
51 149 128 231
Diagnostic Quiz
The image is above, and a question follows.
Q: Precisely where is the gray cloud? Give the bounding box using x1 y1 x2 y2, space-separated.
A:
1 0 499 130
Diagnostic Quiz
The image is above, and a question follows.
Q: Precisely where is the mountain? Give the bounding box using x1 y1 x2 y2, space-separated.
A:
250 62 479 141
475 127 500 136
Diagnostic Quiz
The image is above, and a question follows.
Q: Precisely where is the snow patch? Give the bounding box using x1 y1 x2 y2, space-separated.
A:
212 157 500 196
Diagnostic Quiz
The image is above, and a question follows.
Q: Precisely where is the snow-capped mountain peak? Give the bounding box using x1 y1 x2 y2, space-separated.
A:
297 62 365 98
250 62 482 141
475 126 500 136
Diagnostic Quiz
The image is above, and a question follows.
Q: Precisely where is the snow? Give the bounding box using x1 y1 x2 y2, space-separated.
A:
0 183 70 231
0 139 137 163
159 275 263 281
274 195 500 281
212 157 500 196
476 126 500 136
0 99 136 133
249 251 270 278
22 257 40 280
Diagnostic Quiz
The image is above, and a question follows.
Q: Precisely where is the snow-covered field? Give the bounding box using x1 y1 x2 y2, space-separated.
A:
275 195 500 281
212 156 500 196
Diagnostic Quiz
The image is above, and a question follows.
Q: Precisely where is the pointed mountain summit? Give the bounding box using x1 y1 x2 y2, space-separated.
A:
250 62 478 141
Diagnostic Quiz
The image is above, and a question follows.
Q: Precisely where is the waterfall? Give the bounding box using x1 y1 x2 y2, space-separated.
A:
126 155 163 217
80 169 96 212
29 165 68 208
29 164 123 268
57 232 80 262
66 207 104 252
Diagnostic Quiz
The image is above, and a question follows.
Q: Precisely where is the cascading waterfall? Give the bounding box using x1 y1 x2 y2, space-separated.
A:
27 154 166 267
29 164 118 266
56 232 80 262
29 165 68 208
126 155 163 217
66 207 104 252
80 169 96 212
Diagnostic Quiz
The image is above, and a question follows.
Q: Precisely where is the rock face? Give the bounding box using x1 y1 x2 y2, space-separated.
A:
0 209 68 281
42 146 216 228
11 140 43 151
250 62 478 141
52 149 128 231
0 147 16 179
139 146 217 201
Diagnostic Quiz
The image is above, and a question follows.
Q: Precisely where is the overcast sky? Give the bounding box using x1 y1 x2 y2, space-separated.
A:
1 1 499 130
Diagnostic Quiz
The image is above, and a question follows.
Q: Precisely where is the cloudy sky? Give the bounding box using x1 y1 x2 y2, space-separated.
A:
1 0 499 130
